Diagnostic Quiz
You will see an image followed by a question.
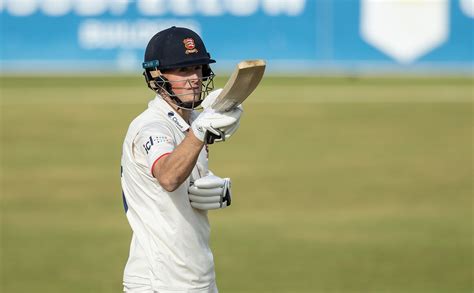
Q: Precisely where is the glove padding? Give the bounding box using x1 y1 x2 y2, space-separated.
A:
188 175 232 210
191 89 243 143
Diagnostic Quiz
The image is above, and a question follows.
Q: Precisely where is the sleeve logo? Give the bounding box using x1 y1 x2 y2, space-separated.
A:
143 135 173 154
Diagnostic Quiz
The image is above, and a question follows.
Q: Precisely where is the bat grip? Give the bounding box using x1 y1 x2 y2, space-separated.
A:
205 129 225 145
205 133 217 144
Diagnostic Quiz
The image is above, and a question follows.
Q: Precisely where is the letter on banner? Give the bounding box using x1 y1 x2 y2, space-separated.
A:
360 0 449 64
460 0 474 18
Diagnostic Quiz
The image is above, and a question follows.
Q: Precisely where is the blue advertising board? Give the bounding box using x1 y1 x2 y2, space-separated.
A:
1 0 473 74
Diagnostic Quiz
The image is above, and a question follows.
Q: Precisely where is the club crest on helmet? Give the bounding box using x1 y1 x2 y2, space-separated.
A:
183 38 198 54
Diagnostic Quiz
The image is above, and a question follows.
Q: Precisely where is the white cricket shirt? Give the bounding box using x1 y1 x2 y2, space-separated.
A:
120 95 217 292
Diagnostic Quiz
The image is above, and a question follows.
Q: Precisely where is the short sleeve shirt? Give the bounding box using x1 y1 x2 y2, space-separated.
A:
120 95 215 292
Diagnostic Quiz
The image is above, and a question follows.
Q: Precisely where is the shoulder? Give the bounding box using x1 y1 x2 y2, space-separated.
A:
123 109 173 146
131 108 172 132
139 121 174 139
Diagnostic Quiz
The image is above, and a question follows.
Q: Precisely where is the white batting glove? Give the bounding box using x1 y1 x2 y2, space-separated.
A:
214 119 240 142
188 175 232 210
194 88 244 144
191 107 242 143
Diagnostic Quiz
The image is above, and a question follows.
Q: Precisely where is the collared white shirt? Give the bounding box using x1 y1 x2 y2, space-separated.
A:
120 95 217 292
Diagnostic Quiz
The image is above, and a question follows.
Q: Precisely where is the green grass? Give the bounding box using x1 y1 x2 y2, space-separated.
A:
1 75 472 292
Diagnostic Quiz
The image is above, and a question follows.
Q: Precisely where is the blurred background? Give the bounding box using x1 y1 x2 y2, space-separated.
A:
1 0 473 292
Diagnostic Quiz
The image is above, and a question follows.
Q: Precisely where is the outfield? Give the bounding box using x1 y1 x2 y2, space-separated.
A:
1 76 472 292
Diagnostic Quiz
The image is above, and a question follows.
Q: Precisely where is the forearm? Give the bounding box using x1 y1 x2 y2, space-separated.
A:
153 131 204 192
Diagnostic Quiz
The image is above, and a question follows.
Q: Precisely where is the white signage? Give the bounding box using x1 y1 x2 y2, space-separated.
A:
0 0 306 17
360 0 449 64
460 0 474 18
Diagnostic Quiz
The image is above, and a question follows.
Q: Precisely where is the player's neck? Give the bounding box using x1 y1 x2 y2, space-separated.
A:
177 108 191 123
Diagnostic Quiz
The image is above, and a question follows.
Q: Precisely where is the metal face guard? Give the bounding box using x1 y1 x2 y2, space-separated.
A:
155 73 215 111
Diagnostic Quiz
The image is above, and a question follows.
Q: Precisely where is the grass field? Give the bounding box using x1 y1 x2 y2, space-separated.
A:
1 75 472 292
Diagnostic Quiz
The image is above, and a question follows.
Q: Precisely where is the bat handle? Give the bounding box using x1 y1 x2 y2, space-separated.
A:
205 129 225 145
205 133 216 144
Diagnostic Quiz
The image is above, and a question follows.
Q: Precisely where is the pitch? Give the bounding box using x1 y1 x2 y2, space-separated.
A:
1 75 472 292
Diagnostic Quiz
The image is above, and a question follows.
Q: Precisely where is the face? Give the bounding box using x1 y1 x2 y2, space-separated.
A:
161 65 203 103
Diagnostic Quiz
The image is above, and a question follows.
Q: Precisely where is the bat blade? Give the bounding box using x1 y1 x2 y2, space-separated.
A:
211 59 266 112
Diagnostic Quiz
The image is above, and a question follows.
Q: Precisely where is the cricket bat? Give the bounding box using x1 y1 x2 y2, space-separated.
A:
210 59 266 112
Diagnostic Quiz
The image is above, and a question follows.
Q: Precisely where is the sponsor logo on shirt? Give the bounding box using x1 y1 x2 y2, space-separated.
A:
167 111 186 131
143 135 172 154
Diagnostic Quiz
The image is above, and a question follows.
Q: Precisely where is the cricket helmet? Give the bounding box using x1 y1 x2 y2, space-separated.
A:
143 26 215 73
142 26 215 109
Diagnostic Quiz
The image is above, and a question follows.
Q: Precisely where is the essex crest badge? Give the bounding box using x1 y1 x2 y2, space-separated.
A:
183 38 198 54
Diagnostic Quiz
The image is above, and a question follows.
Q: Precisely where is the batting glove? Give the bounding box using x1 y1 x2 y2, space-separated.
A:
201 88 222 109
188 174 232 210
204 89 243 144
191 107 242 143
